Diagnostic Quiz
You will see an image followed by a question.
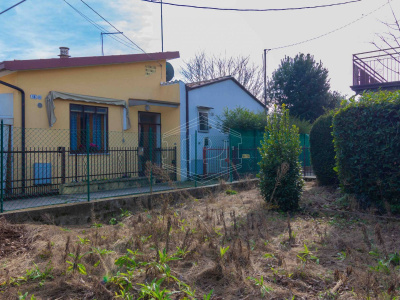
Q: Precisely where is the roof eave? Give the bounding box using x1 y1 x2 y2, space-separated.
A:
0 51 180 72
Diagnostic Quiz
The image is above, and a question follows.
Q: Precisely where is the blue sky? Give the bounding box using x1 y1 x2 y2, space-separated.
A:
0 0 154 59
1 0 399 95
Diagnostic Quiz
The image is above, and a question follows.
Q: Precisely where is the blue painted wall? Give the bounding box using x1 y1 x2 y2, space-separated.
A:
179 79 264 180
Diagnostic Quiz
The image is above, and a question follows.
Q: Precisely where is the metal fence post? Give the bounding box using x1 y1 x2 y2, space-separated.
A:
229 130 233 182
149 127 153 194
195 130 197 187
302 134 306 177
86 124 90 202
1 120 3 213
173 146 177 182
60 147 66 184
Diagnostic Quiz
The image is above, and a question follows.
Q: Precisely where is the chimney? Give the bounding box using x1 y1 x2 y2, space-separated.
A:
58 47 70 58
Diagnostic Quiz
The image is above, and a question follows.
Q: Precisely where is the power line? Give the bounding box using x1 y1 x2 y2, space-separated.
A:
142 0 362 12
62 0 140 52
269 0 391 50
80 0 147 54
0 0 27 16
62 0 139 51
64 0 162 67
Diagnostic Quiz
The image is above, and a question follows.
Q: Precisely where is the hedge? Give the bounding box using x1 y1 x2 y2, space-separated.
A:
332 91 400 210
310 112 338 185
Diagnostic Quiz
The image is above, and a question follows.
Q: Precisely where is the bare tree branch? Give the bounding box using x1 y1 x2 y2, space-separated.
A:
181 51 264 100
373 2 400 50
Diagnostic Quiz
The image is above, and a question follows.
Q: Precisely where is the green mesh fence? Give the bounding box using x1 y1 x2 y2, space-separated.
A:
231 130 313 177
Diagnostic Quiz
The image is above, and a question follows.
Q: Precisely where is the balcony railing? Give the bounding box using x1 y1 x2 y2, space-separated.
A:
352 47 400 89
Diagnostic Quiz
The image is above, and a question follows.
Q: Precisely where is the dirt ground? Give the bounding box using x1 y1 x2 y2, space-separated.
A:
1 181 400 300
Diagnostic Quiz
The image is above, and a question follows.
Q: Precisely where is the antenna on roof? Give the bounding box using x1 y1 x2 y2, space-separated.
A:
101 32 123 56
161 0 164 52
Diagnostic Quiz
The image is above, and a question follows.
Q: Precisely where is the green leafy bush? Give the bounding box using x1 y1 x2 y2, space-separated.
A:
218 107 311 134
258 105 304 211
218 107 267 132
333 91 400 210
289 116 312 134
310 112 338 185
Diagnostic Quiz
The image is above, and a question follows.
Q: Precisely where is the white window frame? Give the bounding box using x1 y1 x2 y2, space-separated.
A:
198 110 209 132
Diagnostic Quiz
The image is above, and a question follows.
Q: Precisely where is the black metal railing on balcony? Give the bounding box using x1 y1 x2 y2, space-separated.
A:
353 47 400 88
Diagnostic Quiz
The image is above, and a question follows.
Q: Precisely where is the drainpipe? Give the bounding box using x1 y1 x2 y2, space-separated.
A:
185 85 190 179
0 80 26 193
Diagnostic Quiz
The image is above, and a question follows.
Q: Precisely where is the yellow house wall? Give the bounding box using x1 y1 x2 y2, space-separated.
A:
2 60 180 131
0 59 182 187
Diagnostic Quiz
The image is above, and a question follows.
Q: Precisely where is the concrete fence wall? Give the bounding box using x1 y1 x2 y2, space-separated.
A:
2 179 258 225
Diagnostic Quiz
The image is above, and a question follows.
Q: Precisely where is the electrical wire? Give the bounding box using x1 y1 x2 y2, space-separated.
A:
0 0 27 16
142 0 362 12
64 0 162 68
269 0 391 50
62 0 140 52
80 0 147 54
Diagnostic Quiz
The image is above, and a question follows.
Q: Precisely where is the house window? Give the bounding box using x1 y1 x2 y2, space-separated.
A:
70 104 108 152
198 111 209 132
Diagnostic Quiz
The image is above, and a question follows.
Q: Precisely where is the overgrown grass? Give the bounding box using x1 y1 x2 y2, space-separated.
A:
1 182 400 299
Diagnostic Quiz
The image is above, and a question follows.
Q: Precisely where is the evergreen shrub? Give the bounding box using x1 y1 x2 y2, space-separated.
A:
333 91 400 210
309 112 338 185
258 105 304 211
218 107 311 133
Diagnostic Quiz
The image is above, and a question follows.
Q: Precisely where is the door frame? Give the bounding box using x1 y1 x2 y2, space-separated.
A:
138 111 161 176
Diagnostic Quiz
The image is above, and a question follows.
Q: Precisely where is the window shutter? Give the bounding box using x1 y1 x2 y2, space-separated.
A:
70 113 78 150
93 114 102 149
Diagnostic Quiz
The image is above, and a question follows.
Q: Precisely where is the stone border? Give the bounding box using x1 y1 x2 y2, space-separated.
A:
2 179 258 226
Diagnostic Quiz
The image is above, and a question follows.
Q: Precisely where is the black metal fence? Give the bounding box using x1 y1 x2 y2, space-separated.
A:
0 125 181 211
2 146 177 200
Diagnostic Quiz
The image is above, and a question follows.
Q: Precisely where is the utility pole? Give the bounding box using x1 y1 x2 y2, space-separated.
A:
263 49 270 113
161 0 164 52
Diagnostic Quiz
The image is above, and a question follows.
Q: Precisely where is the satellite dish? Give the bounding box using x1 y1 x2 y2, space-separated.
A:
166 62 174 81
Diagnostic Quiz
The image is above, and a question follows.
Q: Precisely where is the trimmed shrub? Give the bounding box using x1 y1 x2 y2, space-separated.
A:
333 91 400 209
258 105 304 211
309 112 338 185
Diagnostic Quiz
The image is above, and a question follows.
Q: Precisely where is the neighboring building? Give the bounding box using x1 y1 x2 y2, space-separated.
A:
0 48 181 198
162 76 265 181
351 47 400 94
